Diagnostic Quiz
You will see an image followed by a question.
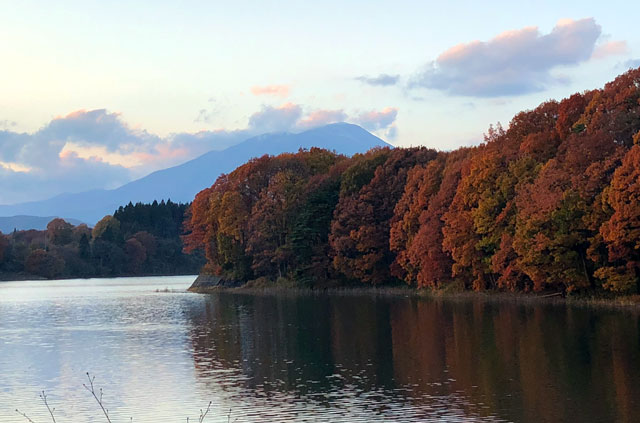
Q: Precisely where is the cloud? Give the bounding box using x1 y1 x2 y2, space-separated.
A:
194 97 228 124
0 161 31 173
248 103 303 133
352 107 398 140
0 103 397 204
42 109 161 153
385 125 398 140
0 148 132 205
410 18 602 97
353 107 398 131
0 120 16 130
0 131 31 165
297 109 347 129
250 85 291 98
623 59 640 69
591 40 629 59
355 74 400 87
0 109 238 204
0 115 139 204
195 109 213 124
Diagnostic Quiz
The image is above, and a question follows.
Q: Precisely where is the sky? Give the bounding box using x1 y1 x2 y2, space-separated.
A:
0 0 639 204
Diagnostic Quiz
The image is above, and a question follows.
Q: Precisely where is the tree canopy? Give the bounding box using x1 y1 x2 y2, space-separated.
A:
0 200 204 280
185 67 640 294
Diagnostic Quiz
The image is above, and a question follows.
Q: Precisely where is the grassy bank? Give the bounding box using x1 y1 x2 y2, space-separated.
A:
188 280 640 310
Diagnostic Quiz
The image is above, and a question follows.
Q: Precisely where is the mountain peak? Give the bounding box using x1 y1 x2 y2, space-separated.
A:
0 124 391 225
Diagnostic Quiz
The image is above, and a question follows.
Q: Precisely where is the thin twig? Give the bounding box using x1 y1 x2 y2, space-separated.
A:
199 401 212 423
15 409 37 423
17 376 218 423
40 391 56 423
82 372 112 423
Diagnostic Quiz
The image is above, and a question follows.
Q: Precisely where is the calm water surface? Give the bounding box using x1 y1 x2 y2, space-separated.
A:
0 276 639 422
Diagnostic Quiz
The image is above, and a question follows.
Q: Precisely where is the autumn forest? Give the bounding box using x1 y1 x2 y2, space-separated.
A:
184 68 640 295
0 201 204 280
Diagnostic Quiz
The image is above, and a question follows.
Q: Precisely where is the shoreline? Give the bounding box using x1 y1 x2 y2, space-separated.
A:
188 283 640 311
0 273 198 283
0 273 198 282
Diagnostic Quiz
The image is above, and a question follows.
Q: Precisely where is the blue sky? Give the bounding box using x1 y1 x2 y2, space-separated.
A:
0 1 638 204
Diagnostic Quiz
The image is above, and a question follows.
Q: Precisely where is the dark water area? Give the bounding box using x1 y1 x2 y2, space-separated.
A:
1 277 639 422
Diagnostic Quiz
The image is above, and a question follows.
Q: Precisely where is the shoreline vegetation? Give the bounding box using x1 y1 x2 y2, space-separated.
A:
184 67 640 301
187 276 640 310
0 201 204 281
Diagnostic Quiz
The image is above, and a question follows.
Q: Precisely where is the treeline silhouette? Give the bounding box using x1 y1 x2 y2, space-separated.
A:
185 67 640 294
0 200 204 279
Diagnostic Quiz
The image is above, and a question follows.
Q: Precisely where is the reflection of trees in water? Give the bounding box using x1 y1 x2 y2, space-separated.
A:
389 299 640 423
188 294 399 397
188 294 335 395
188 293 640 422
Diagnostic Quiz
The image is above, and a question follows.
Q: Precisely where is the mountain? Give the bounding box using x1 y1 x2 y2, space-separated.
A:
0 215 84 233
0 123 391 225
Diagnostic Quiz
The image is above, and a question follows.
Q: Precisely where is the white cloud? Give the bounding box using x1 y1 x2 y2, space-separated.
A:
0 103 397 204
248 103 303 133
355 74 400 87
410 18 603 97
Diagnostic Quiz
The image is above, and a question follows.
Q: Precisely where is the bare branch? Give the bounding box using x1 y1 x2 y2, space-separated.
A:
15 409 37 423
199 401 212 423
40 391 56 423
82 372 112 423
16 375 218 423
226 407 238 423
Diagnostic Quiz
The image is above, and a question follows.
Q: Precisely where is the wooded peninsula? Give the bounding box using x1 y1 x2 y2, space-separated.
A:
184 68 640 296
2 68 639 297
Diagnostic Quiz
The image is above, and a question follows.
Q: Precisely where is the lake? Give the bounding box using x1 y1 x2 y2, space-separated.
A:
0 276 639 422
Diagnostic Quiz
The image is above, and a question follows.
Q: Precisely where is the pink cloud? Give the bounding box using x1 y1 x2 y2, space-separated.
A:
131 144 191 167
297 109 347 129
411 18 602 97
591 40 629 59
354 107 398 131
250 85 291 98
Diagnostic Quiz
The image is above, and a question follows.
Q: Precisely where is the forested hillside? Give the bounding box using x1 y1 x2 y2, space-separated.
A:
185 67 640 294
0 200 204 280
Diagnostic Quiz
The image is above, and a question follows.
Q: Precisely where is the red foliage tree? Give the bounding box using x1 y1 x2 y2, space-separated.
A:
595 143 640 292
390 156 446 283
403 149 471 288
330 147 437 284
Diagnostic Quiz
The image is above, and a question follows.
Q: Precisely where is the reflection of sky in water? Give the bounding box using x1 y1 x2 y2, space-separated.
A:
0 277 205 422
0 277 639 422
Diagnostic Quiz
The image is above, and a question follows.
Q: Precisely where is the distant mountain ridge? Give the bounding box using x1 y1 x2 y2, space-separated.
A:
0 123 391 225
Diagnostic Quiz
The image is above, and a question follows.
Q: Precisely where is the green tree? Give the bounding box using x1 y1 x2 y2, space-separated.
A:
92 215 122 243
